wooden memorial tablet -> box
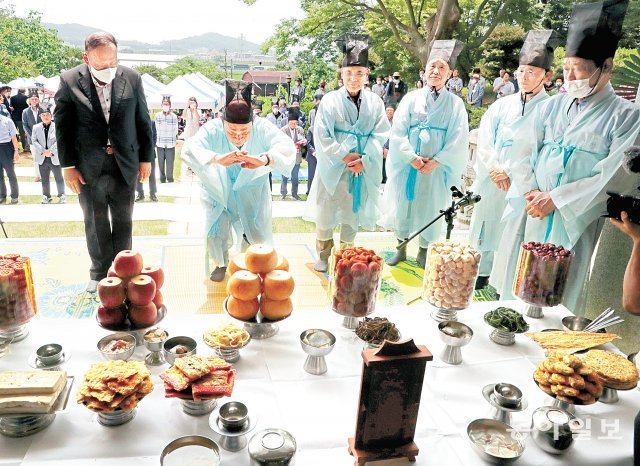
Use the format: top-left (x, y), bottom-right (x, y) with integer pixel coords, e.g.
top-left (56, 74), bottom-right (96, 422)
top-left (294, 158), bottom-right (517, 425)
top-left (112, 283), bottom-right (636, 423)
top-left (348, 339), bottom-right (433, 465)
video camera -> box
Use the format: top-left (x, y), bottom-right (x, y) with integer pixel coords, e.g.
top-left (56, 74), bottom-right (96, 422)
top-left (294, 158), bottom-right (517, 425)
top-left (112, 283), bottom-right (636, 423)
top-left (606, 145), bottom-right (640, 224)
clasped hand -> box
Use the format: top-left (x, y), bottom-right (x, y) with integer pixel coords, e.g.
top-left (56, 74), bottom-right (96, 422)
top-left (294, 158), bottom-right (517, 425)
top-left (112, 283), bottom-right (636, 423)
top-left (343, 152), bottom-right (364, 175)
top-left (525, 190), bottom-right (555, 219)
top-left (411, 156), bottom-right (439, 175)
top-left (216, 150), bottom-right (266, 170)
top-left (490, 167), bottom-right (511, 191)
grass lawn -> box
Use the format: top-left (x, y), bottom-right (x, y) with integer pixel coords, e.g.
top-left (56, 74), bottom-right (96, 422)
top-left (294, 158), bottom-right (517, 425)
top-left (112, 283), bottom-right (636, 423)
top-left (272, 217), bottom-right (316, 233)
top-left (15, 195), bottom-right (177, 204)
top-left (1, 220), bottom-right (170, 238)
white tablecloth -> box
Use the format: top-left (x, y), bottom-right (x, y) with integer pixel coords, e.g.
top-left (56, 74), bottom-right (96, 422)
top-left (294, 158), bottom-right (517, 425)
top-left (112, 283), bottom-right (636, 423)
top-left (1, 301), bottom-right (638, 466)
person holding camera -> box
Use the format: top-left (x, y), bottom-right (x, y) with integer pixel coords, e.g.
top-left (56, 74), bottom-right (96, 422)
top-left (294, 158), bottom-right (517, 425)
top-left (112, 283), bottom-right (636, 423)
top-left (505, 1), bottom-right (640, 314)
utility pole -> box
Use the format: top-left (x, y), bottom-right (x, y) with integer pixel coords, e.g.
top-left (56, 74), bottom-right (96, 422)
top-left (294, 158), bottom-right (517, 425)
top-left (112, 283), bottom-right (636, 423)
top-left (224, 49), bottom-right (228, 78)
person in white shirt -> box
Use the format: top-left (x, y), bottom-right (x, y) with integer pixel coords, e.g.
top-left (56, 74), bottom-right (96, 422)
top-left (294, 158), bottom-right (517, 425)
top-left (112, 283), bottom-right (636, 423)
top-left (22, 90), bottom-right (44, 181)
top-left (155, 96), bottom-right (179, 183)
top-left (494, 72), bottom-right (516, 99)
top-left (181, 96), bottom-right (201, 140)
top-left (493, 69), bottom-right (505, 97)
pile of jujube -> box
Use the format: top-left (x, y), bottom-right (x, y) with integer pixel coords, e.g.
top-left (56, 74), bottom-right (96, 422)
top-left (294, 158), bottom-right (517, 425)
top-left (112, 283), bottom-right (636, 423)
top-left (331, 247), bottom-right (382, 318)
top-left (513, 242), bottom-right (572, 307)
top-left (96, 250), bottom-right (165, 329)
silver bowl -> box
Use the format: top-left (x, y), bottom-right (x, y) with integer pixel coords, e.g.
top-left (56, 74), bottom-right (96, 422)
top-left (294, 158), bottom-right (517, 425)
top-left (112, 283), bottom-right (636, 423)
top-left (143, 327), bottom-right (168, 366)
top-left (438, 321), bottom-right (473, 365)
top-left (163, 336), bottom-right (197, 365)
top-left (562, 316), bottom-right (605, 333)
top-left (493, 383), bottom-right (522, 408)
top-left (467, 418), bottom-right (525, 464)
top-left (249, 428), bottom-right (296, 466)
top-left (218, 401), bottom-right (249, 432)
top-left (300, 329), bottom-right (336, 375)
top-left (160, 435), bottom-right (221, 466)
top-left (35, 344), bottom-right (64, 366)
top-left (531, 406), bottom-right (580, 455)
top-left (97, 333), bottom-right (136, 361)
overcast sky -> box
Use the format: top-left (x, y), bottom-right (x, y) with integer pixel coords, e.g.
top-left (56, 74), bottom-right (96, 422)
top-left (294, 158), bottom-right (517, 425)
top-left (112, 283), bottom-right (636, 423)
top-left (13, 0), bottom-right (304, 45)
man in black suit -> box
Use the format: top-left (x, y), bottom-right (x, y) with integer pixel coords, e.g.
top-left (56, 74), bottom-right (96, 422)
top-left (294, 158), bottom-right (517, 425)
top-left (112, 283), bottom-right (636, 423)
top-left (10, 88), bottom-right (28, 152)
top-left (54, 31), bottom-right (153, 292)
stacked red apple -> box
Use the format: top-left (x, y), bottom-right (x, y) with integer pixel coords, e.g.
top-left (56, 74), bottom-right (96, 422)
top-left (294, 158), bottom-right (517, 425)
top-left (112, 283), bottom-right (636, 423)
top-left (96, 250), bottom-right (165, 329)
top-left (226, 244), bottom-right (294, 322)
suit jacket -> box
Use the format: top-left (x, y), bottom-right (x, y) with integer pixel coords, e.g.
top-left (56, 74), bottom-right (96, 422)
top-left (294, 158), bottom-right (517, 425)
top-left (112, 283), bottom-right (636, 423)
top-left (22, 106), bottom-right (44, 139)
top-left (54, 64), bottom-right (154, 185)
top-left (10, 93), bottom-right (28, 123)
top-left (31, 122), bottom-right (59, 165)
top-left (281, 125), bottom-right (305, 163)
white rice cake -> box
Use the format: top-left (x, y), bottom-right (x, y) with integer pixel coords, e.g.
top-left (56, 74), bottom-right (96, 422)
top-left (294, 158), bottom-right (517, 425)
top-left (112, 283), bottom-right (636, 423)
top-left (0, 370), bottom-right (66, 395)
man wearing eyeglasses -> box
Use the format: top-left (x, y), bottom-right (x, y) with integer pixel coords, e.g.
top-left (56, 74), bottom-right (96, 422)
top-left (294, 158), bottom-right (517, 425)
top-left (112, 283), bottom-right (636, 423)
top-left (54, 31), bottom-right (154, 293)
top-left (381, 40), bottom-right (469, 269)
top-left (469, 30), bottom-right (560, 295)
top-left (306, 33), bottom-right (390, 272)
top-left (182, 80), bottom-right (296, 282)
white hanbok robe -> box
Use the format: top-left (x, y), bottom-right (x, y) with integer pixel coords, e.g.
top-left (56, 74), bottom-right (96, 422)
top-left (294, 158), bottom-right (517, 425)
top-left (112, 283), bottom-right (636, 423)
top-left (503, 84), bottom-right (640, 312)
top-left (469, 91), bottom-right (550, 276)
top-left (305, 87), bottom-right (389, 240)
top-left (181, 117), bottom-right (296, 270)
top-left (380, 88), bottom-right (469, 247)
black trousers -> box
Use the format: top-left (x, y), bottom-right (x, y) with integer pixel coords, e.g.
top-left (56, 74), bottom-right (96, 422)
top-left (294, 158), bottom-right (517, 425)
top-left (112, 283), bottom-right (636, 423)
top-left (13, 121), bottom-right (27, 150)
top-left (306, 153), bottom-right (317, 194)
top-left (0, 143), bottom-right (18, 199)
top-left (78, 154), bottom-right (135, 281)
top-left (39, 158), bottom-right (65, 198)
top-left (136, 155), bottom-right (157, 196)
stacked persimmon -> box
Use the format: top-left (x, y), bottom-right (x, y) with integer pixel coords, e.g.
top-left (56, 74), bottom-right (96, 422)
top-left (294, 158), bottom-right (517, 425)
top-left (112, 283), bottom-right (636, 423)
top-left (226, 245), bottom-right (294, 321)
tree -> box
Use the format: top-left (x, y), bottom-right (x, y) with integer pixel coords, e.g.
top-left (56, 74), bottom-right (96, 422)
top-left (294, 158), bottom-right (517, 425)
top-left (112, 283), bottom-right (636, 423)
top-left (249, 0), bottom-right (540, 79)
top-left (162, 57), bottom-right (225, 83)
top-left (133, 64), bottom-right (166, 83)
top-left (478, 24), bottom-right (526, 78)
top-left (0, 4), bottom-right (81, 78)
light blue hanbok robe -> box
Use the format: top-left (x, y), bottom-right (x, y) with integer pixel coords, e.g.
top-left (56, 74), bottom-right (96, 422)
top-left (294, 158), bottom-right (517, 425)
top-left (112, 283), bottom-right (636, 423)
top-left (380, 88), bottom-right (469, 246)
top-left (504, 84), bottom-right (640, 313)
top-left (182, 117), bottom-right (296, 269)
top-left (305, 87), bottom-right (389, 239)
top-left (469, 91), bottom-right (550, 277)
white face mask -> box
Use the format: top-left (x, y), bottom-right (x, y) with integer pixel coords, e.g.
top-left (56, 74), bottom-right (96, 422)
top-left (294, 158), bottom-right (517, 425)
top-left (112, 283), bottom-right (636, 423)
top-left (162, 105), bottom-right (171, 112)
top-left (564, 68), bottom-right (600, 99)
top-left (189, 103), bottom-right (196, 109)
top-left (90, 65), bottom-right (117, 85)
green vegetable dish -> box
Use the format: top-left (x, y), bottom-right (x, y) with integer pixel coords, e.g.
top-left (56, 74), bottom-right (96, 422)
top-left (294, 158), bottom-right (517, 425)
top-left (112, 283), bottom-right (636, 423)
top-left (484, 307), bottom-right (529, 333)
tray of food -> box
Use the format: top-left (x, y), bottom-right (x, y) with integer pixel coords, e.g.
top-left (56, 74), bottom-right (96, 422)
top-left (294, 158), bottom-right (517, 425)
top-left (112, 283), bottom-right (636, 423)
top-left (0, 370), bottom-right (74, 416)
top-left (160, 355), bottom-right (235, 402)
top-left (533, 351), bottom-right (603, 405)
top-left (354, 317), bottom-right (401, 348)
top-left (583, 350), bottom-right (639, 391)
top-left (76, 360), bottom-right (154, 413)
top-left (484, 307), bottom-right (529, 333)
top-left (525, 330), bottom-right (619, 354)
top-left (203, 322), bottom-right (251, 350)
top-left (330, 247), bottom-right (383, 318)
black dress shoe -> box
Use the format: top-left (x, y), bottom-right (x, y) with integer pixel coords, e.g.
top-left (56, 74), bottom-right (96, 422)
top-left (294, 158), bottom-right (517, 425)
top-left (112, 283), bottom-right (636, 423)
top-left (292, 194), bottom-right (302, 200)
top-left (10, 198), bottom-right (18, 205)
top-left (210, 266), bottom-right (227, 282)
top-left (135, 194), bottom-right (145, 202)
top-left (150, 194), bottom-right (159, 202)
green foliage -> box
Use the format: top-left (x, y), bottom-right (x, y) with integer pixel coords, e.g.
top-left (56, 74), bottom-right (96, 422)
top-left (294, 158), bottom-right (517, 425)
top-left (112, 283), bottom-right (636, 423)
top-left (0, 6), bottom-right (80, 78)
top-left (0, 50), bottom-right (37, 81)
top-left (161, 57), bottom-right (225, 84)
top-left (466, 103), bottom-right (487, 130)
top-left (133, 64), bottom-right (166, 83)
top-left (478, 24), bottom-right (526, 78)
top-left (611, 48), bottom-right (640, 101)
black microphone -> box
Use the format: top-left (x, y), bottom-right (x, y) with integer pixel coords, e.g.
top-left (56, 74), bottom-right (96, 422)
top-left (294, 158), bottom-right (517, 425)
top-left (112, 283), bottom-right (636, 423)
top-left (457, 193), bottom-right (481, 208)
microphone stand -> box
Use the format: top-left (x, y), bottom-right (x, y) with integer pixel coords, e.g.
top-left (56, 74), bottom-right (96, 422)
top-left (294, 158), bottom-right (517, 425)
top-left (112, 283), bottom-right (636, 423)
top-left (0, 218), bottom-right (6, 239)
top-left (397, 186), bottom-right (481, 249)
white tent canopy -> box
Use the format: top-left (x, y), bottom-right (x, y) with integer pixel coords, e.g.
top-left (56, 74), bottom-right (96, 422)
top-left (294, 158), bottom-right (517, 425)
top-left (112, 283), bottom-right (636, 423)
top-left (141, 73), bottom-right (165, 98)
top-left (147, 73), bottom-right (223, 110)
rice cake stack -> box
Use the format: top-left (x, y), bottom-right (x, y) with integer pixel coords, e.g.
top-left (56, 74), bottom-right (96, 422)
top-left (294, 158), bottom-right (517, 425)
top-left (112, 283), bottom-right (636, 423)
top-left (583, 350), bottom-right (639, 390)
top-left (76, 360), bottom-right (154, 413)
top-left (0, 370), bottom-right (67, 414)
top-left (525, 330), bottom-right (618, 354)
